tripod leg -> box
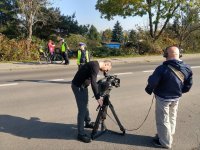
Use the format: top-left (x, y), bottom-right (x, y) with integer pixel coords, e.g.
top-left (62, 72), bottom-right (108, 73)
top-left (91, 106), bottom-right (107, 139)
top-left (108, 102), bottom-right (126, 135)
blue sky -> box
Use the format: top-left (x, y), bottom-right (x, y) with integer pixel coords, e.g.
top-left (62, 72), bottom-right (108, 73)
top-left (52, 0), bottom-right (148, 32)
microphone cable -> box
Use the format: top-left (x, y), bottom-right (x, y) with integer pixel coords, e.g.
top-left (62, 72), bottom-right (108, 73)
top-left (106, 94), bottom-right (155, 131)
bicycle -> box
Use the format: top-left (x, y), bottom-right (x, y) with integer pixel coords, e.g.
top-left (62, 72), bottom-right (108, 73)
top-left (38, 47), bottom-right (50, 64)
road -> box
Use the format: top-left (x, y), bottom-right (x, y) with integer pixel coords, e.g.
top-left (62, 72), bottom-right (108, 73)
top-left (0, 58), bottom-right (200, 150)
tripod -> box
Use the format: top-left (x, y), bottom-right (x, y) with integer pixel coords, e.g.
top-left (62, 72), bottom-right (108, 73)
top-left (91, 94), bottom-right (126, 140)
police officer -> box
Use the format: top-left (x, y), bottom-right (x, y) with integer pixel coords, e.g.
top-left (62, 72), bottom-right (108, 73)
top-left (71, 60), bottom-right (112, 143)
top-left (145, 46), bottom-right (193, 149)
top-left (77, 42), bottom-right (90, 69)
top-left (59, 38), bottom-right (69, 65)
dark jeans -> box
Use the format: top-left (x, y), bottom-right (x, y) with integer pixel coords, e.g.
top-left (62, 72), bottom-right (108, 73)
top-left (71, 83), bottom-right (91, 135)
top-left (62, 52), bottom-right (69, 64)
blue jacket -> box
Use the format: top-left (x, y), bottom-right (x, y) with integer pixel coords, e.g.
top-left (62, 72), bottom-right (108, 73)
top-left (146, 59), bottom-right (193, 99)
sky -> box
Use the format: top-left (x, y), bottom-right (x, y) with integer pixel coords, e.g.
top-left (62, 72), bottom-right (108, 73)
top-left (52, 0), bottom-right (148, 32)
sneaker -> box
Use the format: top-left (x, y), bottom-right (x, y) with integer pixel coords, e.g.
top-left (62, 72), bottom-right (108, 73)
top-left (77, 134), bottom-right (91, 143)
top-left (84, 122), bottom-right (95, 129)
top-left (152, 139), bottom-right (169, 149)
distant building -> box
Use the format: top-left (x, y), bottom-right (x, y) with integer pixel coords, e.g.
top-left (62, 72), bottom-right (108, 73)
top-left (102, 42), bottom-right (121, 49)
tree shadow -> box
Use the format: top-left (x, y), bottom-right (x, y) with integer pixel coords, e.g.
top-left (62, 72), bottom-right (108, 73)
top-left (12, 79), bottom-right (72, 84)
top-left (0, 115), bottom-right (155, 148)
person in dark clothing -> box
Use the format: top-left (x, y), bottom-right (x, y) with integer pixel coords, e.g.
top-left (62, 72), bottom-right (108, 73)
top-left (71, 60), bottom-right (112, 143)
top-left (145, 46), bottom-right (193, 149)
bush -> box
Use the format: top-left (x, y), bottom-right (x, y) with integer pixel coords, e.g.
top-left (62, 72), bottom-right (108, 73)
top-left (0, 34), bottom-right (40, 61)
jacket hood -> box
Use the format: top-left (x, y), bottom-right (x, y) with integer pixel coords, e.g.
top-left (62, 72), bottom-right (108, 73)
top-left (163, 59), bottom-right (192, 75)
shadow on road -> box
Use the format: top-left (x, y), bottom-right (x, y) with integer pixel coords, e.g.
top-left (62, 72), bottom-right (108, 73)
top-left (13, 79), bottom-right (72, 84)
top-left (0, 115), bottom-right (155, 148)
top-left (0, 115), bottom-right (76, 140)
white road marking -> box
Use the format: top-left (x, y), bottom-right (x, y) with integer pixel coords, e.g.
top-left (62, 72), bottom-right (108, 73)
top-left (48, 79), bottom-right (65, 81)
top-left (191, 66), bottom-right (200, 69)
top-left (98, 72), bottom-right (133, 78)
top-left (38, 79), bottom-right (65, 83)
top-left (114, 72), bottom-right (133, 76)
top-left (0, 83), bottom-right (18, 87)
top-left (143, 70), bottom-right (154, 73)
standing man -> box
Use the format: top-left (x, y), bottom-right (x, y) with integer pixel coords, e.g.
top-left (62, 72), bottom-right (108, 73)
top-left (77, 42), bottom-right (90, 69)
top-left (71, 60), bottom-right (112, 143)
top-left (59, 38), bottom-right (69, 65)
top-left (145, 46), bottom-right (193, 149)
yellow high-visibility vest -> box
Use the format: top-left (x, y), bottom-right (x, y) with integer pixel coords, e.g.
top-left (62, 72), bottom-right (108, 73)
top-left (77, 49), bottom-right (89, 65)
top-left (61, 43), bottom-right (67, 52)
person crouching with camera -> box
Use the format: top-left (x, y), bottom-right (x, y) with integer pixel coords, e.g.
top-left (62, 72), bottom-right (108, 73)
top-left (145, 46), bottom-right (193, 149)
top-left (71, 60), bottom-right (112, 143)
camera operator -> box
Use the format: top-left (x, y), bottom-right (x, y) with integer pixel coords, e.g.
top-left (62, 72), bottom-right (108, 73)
top-left (71, 60), bottom-right (112, 143)
top-left (145, 46), bottom-right (193, 149)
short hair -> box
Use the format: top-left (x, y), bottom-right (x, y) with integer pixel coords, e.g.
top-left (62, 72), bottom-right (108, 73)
top-left (103, 60), bottom-right (112, 66)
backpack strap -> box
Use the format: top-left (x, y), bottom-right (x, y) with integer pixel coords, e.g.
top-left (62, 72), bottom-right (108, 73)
top-left (167, 65), bottom-right (185, 83)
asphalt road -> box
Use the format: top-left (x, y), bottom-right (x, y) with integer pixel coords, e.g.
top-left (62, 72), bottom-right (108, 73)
top-left (0, 57), bottom-right (200, 150)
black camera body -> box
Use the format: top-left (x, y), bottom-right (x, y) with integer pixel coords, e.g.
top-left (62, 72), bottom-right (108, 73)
top-left (97, 74), bottom-right (120, 97)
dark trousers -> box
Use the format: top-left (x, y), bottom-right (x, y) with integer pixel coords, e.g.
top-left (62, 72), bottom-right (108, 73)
top-left (71, 84), bottom-right (91, 135)
top-left (62, 52), bottom-right (69, 64)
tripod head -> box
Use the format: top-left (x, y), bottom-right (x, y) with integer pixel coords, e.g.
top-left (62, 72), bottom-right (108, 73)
top-left (97, 73), bottom-right (120, 97)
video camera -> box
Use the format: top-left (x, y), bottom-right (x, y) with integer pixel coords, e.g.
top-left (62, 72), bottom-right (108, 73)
top-left (97, 73), bottom-right (120, 97)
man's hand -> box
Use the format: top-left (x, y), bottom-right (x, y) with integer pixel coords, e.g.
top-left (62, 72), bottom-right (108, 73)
top-left (145, 84), bottom-right (153, 95)
top-left (97, 98), bottom-right (103, 106)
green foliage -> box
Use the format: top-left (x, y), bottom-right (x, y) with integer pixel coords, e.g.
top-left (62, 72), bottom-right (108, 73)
top-left (87, 25), bottom-right (100, 41)
top-left (112, 21), bottom-right (123, 42)
top-left (0, 34), bottom-right (40, 61)
top-left (129, 29), bottom-right (138, 44)
top-left (102, 29), bottom-right (112, 43)
top-left (0, 0), bottom-right (20, 38)
top-left (91, 46), bottom-right (138, 58)
top-left (96, 0), bottom-right (199, 41)
top-left (66, 34), bottom-right (87, 50)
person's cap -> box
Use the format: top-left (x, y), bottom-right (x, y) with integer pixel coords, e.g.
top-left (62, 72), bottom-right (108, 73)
top-left (79, 42), bottom-right (86, 46)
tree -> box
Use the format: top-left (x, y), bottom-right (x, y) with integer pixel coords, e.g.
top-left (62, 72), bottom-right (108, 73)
top-left (96, 0), bottom-right (200, 41)
top-left (56, 13), bottom-right (89, 37)
top-left (102, 29), bottom-right (112, 43)
top-left (66, 34), bottom-right (87, 50)
top-left (33, 7), bottom-right (61, 40)
top-left (0, 0), bottom-right (19, 38)
top-left (129, 29), bottom-right (137, 44)
top-left (111, 21), bottom-right (123, 43)
top-left (17, 0), bottom-right (49, 57)
top-left (171, 6), bottom-right (200, 47)
top-left (87, 25), bottom-right (99, 40)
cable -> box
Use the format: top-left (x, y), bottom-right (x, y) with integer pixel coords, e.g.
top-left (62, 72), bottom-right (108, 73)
top-left (106, 94), bottom-right (155, 131)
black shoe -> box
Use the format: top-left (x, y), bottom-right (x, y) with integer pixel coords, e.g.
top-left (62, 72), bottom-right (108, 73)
top-left (154, 134), bottom-right (159, 140)
top-left (77, 134), bottom-right (91, 143)
top-left (84, 122), bottom-right (95, 129)
top-left (152, 139), bottom-right (169, 149)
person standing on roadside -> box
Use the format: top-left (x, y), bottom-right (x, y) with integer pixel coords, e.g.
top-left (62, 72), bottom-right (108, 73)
top-left (48, 40), bottom-right (55, 63)
top-left (77, 42), bottom-right (90, 69)
top-left (71, 60), bottom-right (112, 143)
top-left (145, 46), bottom-right (193, 149)
top-left (59, 38), bottom-right (69, 65)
